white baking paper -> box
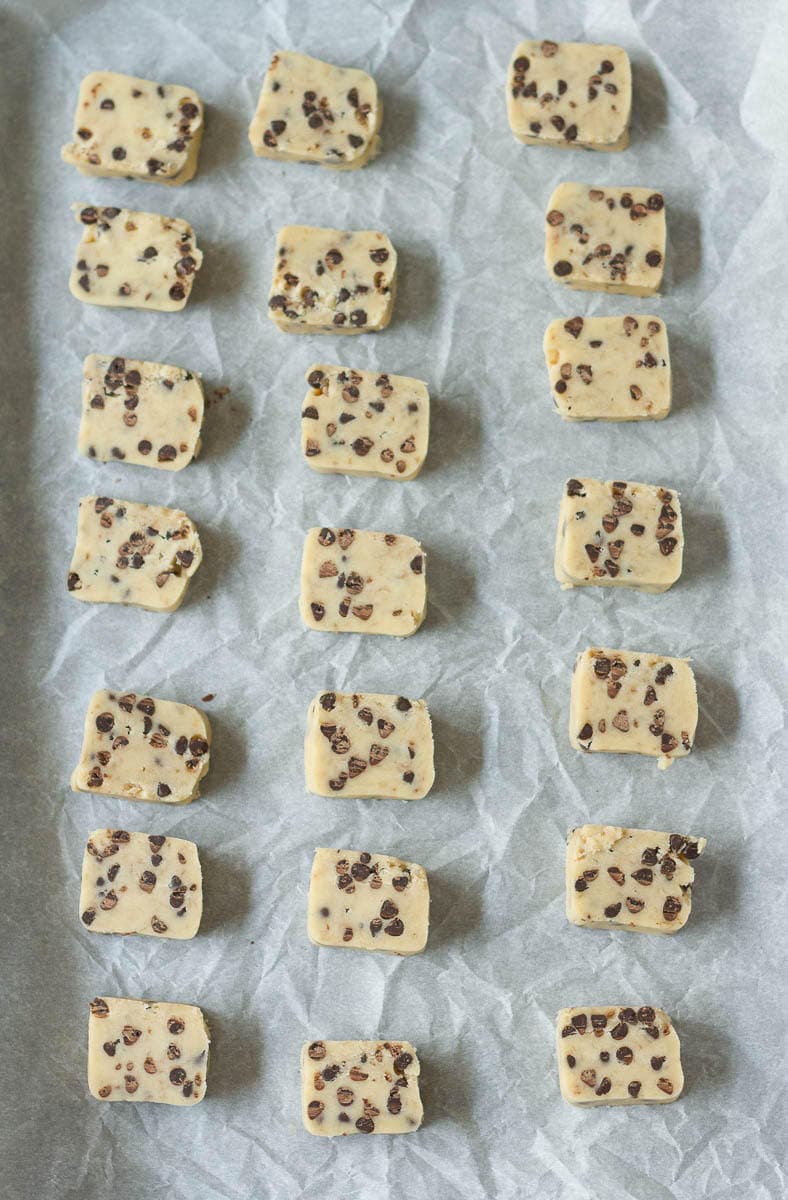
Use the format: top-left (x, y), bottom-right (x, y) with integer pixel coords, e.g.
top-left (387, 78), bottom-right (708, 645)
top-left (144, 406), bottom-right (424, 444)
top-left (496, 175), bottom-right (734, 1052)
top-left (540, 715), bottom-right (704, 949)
top-left (1, 0), bottom-right (786, 1197)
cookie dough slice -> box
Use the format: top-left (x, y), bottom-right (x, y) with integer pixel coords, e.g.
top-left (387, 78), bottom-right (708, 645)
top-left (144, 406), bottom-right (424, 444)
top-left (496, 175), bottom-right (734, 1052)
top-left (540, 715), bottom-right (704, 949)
top-left (79, 353), bottom-right (204, 470)
top-left (557, 1006), bottom-right (683, 1105)
top-left (544, 315), bottom-right (671, 421)
top-left (67, 496), bottom-right (202, 612)
top-left (88, 996), bottom-right (209, 1104)
top-left (301, 1040), bottom-right (422, 1135)
top-left (555, 478), bottom-right (683, 592)
top-left (249, 50), bottom-right (381, 169)
top-left (268, 226), bottom-right (396, 333)
top-left (305, 690), bottom-right (434, 799)
top-left (69, 204), bottom-right (203, 310)
top-left (570, 648), bottom-right (697, 768)
top-left (302, 364), bottom-right (429, 480)
top-left (80, 829), bottom-right (203, 938)
top-left (61, 71), bottom-right (204, 185)
top-left (545, 184), bottom-right (665, 295)
top-left (507, 40), bottom-right (631, 150)
top-left (300, 527), bottom-right (425, 636)
top-left (71, 689), bottom-right (211, 803)
top-left (308, 848), bottom-right (429, 954)
top-left (567, 825), bottom-right (706, 934)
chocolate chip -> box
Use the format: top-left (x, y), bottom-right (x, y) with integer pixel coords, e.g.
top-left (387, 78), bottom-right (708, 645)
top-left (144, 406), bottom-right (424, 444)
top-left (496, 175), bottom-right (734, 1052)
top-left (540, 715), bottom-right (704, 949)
top-left (553, 260), bottom-right (572, 276)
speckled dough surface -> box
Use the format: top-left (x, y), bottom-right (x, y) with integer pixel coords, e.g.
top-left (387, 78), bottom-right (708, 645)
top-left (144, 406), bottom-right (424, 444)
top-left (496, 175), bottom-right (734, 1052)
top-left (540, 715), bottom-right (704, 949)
top-left (545, 184), bottom-right (666, 295)
top-left (308, 848), bottom-right (429, 954)
top-left (507, 40), bottom-right (631, 150)
top-left (71, 689), bottom-right (211, 803)
top-left (299, 527), bottom-right (426, 636)
top-left (249, 51), bottom-right (381, 169)
top-left (301, 1040), bottom-right (422, 1135)
top-left (67, 496), bottom-right (202, 611)
top-left (69, 204), bottom-right (203, 310)
top-left (544, 315), bottom-right (671, 421)
top-left (557, 1007), bottom-right (683, 1106)
top-left (302, 363), bottom-right (429, 479)
top-left (570, 647), bottom-right (698, 768)
top-left (88, 996), bottom-right (209, 1105)
top-left (555, 478), bottom-right (683, 592)
top-left (566, 825), bottom-right (707, 934)
top-left (61, 70), bottom-right (203, 185)
top-left (80, 829), bottom-right (203, 938)
top-left (79, 353), bottom-right (204, 470)
top-left (268, 225), bottom-right (396, 333)
top-left (305, 690), bottom-right (434, 799)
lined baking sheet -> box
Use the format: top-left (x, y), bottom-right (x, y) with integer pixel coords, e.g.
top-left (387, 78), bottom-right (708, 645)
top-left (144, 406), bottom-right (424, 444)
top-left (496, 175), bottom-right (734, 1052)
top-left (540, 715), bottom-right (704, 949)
top-left (1, 0), bottom-right (786, 1197)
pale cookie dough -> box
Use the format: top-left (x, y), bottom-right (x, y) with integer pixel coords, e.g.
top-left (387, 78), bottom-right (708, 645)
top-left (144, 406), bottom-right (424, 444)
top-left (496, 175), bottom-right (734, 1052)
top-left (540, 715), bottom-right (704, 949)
top-left (88, 996), bottom-right (209, 1104)
top-left (302, 364), bottom-right (429, 480)
top-left (570, 648), bottom-right (698, 768)
top-left (308, 848), bottom-right (429, 954)
top-left (69, 204), bottom-right (203, 310)
top-left (67, 496), bottom-right (202, 612)
top-left (557, 1006), bottom-right (683, 1106)
top-left (61, 71), bottom-right (204, 185)
top-left (80, 829), bottom-right (203, 938)
top-left (545, 184), bottom-right (666, 295)
top-left (544, 315), bottom-right (671, 421)
top-left (79, 353), bottom-right (204, 470)
top-left (71, 689), bottom-right (211, 803)
top-left (268, 226), bottom-right (396, 333)
top-left (305, 690), bottom-right (434, 799)
top-left (555, 478), bottom-right (683, 592)
top-left (301, 1040), bottom-right (422, 1135)
top-left (566, 825), bottom-right (707, 934)
top-left (507, 40), bottom-right (631, 151)
top-left (249, 51), bottom-right (381, 169)
top-left (300, 527), bottom-right (426, 636)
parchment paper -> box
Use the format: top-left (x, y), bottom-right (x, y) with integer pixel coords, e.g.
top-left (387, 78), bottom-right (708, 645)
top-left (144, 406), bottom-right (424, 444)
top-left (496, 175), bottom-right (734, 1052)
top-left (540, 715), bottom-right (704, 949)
top-left (1, 1), bottom-right (786, 1197)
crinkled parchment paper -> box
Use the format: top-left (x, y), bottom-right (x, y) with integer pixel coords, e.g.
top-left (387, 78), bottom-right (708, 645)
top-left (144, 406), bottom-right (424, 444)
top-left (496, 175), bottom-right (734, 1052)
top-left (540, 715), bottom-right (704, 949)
top-left (1, 1), bottom-right (786, 1197)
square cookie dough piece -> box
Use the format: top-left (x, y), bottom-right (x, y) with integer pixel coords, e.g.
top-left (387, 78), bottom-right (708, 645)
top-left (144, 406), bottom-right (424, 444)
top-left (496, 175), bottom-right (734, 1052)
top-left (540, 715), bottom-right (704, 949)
top-left (544, 315), bottom-right (671, 421)
top-left (557, 1006), bottom-right (683, 1105)
top-left (570, 648), bottom-right (697, 768)
top-left (302, 364), bottom-right (429, 480)
top-left (555, 478), bottom-right (683, 592)
top-left (88, 996), bottom-right (209, 1104)
top-left (79, 353), bottom-right (204, 470)
top-left (71, 689), bottom-right (211, 803)
top-left (507, 40), bottom-right (631, 151)
top-left (300, 527), bottom-right (426, 636)
top-left (80, 829), bottom-right (203, 938)
top-left (268, 226), bottom-right (396, 333)
top-left (308, 848), bottom-right (429, 954)
top-left (69, 204), bottom-right (203, 311)
top-left (67, 496), bottom-right (202, 612)
top-left (301, 1040), bottom-right (422, 1135)
top-left (305, 690), bottom-right (435, 799)
top-left (545, 184), bottom-right (666, 295)
top-left (249, 51), bottom-right (381, 169)
top-left (566, 825), bottom-right (707, 934)
top-left (61, 71), bottom-right (204, 185)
